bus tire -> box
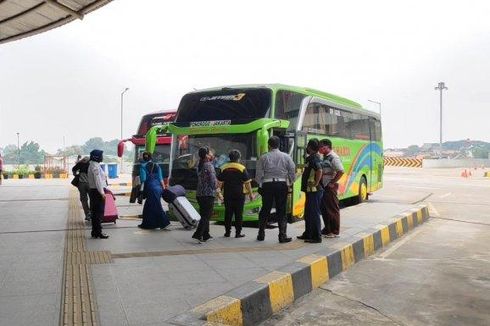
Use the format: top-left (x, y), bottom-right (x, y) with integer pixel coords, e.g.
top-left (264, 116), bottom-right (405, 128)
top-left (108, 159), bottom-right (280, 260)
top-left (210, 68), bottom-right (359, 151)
top-left (354, 176), bottom-right (368, 204)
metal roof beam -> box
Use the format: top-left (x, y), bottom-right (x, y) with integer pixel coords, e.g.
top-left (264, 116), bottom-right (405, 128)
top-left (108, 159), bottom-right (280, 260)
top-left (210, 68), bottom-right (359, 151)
top-left (0, 2), bottom-right (46, 25)
top-left (45, 0), bottom-right (84, 20)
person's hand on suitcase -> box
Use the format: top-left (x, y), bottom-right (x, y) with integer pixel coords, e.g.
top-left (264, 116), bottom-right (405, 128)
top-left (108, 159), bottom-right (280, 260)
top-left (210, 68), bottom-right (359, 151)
top-left (101, 193), bottom-right (106, 201)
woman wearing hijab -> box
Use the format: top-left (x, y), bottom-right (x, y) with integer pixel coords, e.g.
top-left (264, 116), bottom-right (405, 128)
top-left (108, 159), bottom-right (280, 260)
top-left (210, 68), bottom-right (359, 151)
top-left (192, 147), bottom-right (220, 242)
top-left (87, 149), bottom-right (109, 239)
top-left (138, 152), bottom-right (170, 229)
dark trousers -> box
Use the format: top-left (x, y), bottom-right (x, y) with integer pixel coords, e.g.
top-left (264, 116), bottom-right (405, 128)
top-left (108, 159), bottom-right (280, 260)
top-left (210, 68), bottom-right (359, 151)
top-left (195, 196), bottom-right (214, 239)
top-left (304, 190), bottom-right (323, 240)
top-left (258, 181), bottom-right (288, 240)
top-left (224, 196), bottom-right (245, 235)
top-left (89, 189), bottom-right (104, 236)
top-left (78, 182), bottom-right (90, 217)
top-left (321, 187), bottom-right (340, 235)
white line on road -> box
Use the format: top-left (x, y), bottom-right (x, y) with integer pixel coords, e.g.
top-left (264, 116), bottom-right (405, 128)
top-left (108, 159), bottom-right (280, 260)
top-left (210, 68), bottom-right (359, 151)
top-left (378, 227), bottom-right (426, 259)
top-left (427, 202), bottom-right (441, 218)
top-left (439, 192), bottom-right (452, 199)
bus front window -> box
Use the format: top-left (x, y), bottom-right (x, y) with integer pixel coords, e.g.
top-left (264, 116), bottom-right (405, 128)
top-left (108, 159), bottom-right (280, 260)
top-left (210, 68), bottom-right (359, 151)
top-left (170, 133), bottom-right (257, 189)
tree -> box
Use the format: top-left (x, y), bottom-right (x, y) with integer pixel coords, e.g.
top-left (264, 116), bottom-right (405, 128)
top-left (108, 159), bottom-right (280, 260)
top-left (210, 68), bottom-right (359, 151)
top-left (405, 145), bottom-right (420, 156)
top-left (2, 142), bottom-right (45, 164)
top-left (472, 147), bottom-right (489, 159)
top-left (20, 141), bottom-right (45, 164)
top-left (82, 137), bottom-right (105, 154)
top-left (56, 145), bottom-right (83, 157)
top-left (2, 144), bottom-right (19, 164)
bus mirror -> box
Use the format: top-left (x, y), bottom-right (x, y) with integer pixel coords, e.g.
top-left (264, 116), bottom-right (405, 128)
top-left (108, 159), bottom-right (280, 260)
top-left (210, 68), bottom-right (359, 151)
top-left (257, 128), bottom-right (269, 155)
top-left (146, 127), bottom-right (158, 154)
top-left (117, 141), bottom-right (125, 158)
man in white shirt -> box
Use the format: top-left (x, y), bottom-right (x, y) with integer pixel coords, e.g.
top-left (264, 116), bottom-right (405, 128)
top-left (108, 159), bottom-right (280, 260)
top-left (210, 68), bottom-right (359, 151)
top-left (87, 149), bottom-right (109, 239)
top-left (255, 136), bottom-right (296, 243)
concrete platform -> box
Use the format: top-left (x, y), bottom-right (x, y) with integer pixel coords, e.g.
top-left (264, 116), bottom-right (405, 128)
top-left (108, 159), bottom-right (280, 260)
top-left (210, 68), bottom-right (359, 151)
top-left (0, 174), bottom-right (430, 326)
top-left (86, 195), bottom-right (424, 325)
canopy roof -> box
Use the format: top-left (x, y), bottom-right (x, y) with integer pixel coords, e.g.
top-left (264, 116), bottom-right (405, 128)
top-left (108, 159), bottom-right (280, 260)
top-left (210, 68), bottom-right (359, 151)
top-left (0, 0), bottom-right (112, 44)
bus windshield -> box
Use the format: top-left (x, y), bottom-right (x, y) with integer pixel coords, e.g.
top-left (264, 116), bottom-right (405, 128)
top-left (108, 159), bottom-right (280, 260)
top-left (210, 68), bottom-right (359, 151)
top-left (134, 144), bottom-right (171, 178)
top-left (175, 88), bottom-right (272, 125)
top-left (170, 133), bottom-right (257, 189)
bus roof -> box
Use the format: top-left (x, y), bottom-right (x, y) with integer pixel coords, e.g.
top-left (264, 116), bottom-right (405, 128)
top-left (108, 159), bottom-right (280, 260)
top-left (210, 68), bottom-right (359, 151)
top-left (188, 84), bottom-right (378, 118)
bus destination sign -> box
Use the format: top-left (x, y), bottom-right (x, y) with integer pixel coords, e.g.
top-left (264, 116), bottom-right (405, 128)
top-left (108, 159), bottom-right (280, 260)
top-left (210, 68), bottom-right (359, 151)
top-left (190, 120), bottom-right (232, 127)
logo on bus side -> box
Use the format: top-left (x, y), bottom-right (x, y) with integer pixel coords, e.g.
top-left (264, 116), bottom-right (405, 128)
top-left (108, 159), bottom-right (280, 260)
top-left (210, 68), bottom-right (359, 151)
top-left (199, 93), bottom-right (246, 102)
top-left (334, 146), bottom-right (351, 157)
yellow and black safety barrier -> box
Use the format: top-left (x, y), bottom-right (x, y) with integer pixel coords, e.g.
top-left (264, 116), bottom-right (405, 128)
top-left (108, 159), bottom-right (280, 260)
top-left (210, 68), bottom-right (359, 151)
top-left (384, 157), bottom-right (422, 168)
top-left (171, 205), bottom-right (430, 326)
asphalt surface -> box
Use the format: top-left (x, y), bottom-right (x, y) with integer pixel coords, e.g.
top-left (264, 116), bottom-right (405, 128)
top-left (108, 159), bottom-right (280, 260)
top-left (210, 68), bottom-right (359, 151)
top-left (262, 167), bottom-right (490, 326)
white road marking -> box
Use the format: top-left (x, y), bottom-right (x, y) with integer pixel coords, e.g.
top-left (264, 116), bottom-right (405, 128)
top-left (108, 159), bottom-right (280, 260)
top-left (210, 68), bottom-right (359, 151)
top-left (427, 202), bottom-right (441, 218)
top-left (378, 227), bottom-right (425, 259)
top-left (439, 192), bottom-right (452, 199)
top-left (394, 185), bottom-right (441, 190)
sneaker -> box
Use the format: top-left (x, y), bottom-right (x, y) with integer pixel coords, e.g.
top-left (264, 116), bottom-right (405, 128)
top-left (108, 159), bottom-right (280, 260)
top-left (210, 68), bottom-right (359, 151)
top-left (257, 234), bottom-right (265, 241)
top-left (235, 233), bottom-right (245, 238)
top-left (279, 237), bottom-right (292, 243)
top-left (203, 235), bottom-right (213, 242)
top-left (297, 234), bottom-right (308, 240)
top-left (224, 232), bottom-right (231, 238)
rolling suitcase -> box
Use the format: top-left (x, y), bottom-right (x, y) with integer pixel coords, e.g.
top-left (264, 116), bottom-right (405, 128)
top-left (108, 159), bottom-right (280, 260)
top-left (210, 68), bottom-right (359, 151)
top-left (169, 196), bottom-right (200, 229)
top-left (103, 189), bottom-right (118, 224)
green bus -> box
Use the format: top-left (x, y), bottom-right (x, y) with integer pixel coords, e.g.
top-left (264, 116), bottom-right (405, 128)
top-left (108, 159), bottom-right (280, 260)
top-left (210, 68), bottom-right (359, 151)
top-left (146, 84), bottom-right (383, 222)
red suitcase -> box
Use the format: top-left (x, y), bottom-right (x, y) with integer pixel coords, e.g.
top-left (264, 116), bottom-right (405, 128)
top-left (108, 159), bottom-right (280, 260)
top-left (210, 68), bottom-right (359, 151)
top-left (103, 189), bottom-right (119, 223)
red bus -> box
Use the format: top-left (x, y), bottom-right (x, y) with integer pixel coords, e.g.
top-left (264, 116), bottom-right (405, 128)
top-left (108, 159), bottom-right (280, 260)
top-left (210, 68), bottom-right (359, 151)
top-left (118, 110), bottom-right (176, 200)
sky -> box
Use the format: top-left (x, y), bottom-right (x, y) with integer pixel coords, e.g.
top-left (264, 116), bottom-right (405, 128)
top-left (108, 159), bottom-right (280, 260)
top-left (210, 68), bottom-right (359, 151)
top-left (1, 0), bottom-right (490, 152)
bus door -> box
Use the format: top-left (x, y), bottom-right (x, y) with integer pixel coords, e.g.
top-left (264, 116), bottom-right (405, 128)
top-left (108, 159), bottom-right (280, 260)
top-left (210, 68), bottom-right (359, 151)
top-left (272, 130), bottom-right (307, 217)
top-left (369, 117), bottom-right (381, 191)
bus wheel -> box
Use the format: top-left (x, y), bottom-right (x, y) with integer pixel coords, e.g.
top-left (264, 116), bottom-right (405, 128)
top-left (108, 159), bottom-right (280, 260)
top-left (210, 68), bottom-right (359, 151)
top-left (355, 177), bottom-right (368, 204)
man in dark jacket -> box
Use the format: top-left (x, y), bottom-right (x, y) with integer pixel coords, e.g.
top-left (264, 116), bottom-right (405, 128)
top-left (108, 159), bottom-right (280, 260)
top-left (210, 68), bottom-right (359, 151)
top-left (72, 156), bottom-right (91, 220)
top-left (218, 150), bottom-right (254, 238)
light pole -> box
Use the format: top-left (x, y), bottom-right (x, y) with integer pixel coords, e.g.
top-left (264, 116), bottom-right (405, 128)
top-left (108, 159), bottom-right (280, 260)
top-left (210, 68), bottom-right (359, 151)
top-left (368, 99), bottom-right (382, 116)
top-left (16, 132), bottom-right (20, 167)
top-left (120, 87), bottom-right (129, 173)
top-left (434, 82), bottom-right (448, 158)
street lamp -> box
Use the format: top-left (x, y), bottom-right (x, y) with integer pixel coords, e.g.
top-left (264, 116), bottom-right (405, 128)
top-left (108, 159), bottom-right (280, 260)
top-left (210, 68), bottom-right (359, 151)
top-left (120, 87), bottom-right (129, 173)
top-left (368, 99), bottom-right (382, 116)
top-left (434, 82), bottom-right (448, 158)
top-left (16, 132), bottom-right (20, 167)
top-left (120, 87), bottom-right (130, 141)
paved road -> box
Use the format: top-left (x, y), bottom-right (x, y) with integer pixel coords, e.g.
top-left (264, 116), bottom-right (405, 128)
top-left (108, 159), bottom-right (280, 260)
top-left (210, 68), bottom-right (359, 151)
top-left (0, 179), bottom-right (68, 325)
top-left (262, 167), bottom-right (490, 326)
